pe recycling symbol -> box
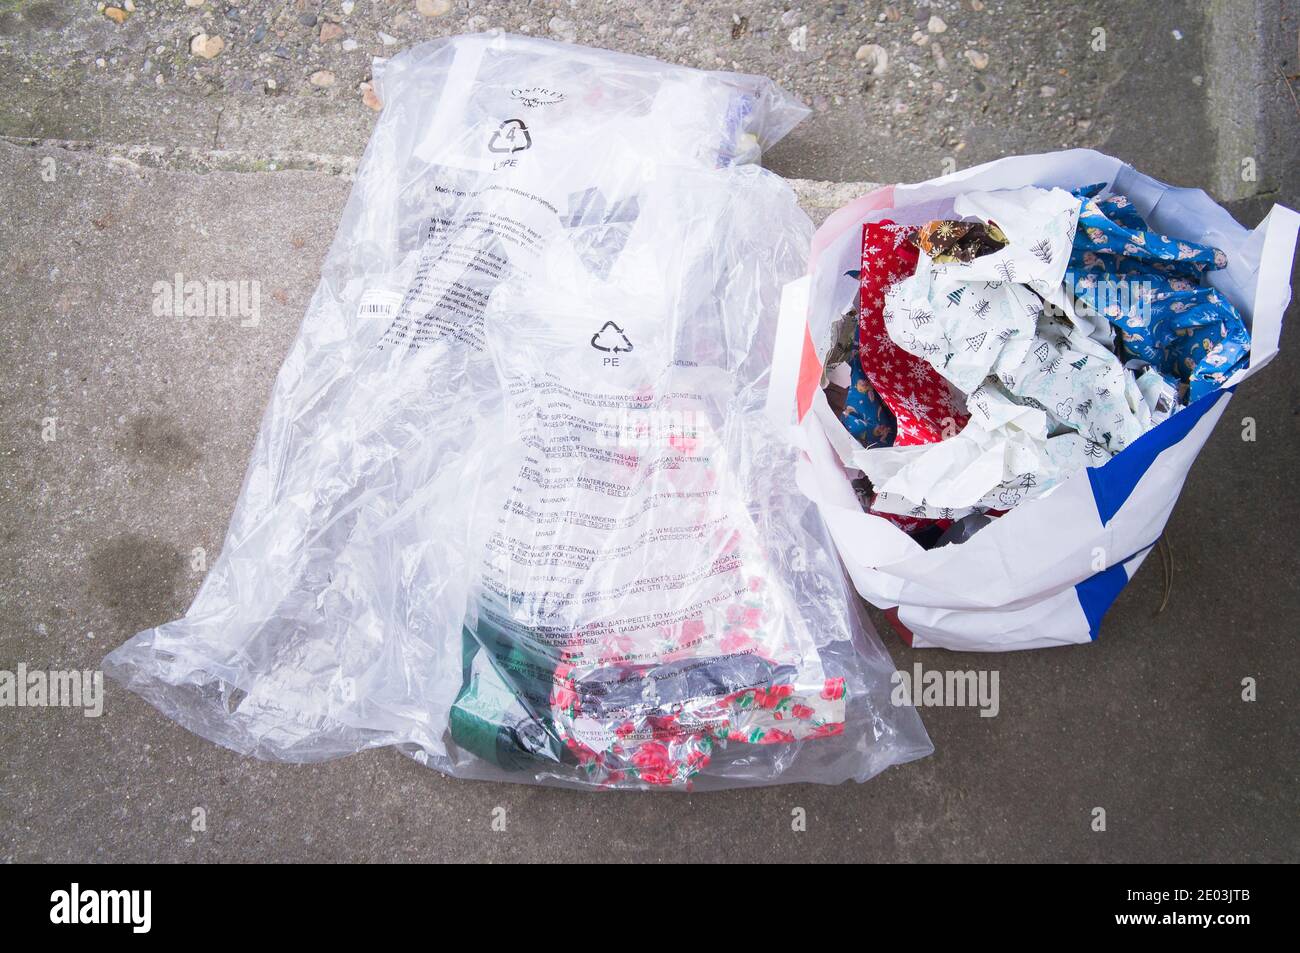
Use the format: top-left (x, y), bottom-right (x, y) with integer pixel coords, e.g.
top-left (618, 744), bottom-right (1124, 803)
top-left (590, 321), bottom-right (633, 353)
top-left (488, 119), bottom-right (532, 154)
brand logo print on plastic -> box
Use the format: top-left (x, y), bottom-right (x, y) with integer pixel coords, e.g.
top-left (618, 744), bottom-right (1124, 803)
top-left (511, 86), bottom-right (565, 107)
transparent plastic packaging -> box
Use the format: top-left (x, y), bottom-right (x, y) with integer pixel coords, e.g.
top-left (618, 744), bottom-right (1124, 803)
top-left (104, 34), bottom-right (931, 789)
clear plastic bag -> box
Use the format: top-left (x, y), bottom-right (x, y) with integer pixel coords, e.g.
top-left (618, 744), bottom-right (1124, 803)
top-left (104, 33), bottom-right (931, 789)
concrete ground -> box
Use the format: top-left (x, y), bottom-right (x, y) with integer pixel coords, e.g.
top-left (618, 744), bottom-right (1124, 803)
top-left (1, 1), bottom-right (1297, 862)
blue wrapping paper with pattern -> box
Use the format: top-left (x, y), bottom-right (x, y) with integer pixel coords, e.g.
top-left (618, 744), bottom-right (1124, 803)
top-left (841, 358), bottom-right (897, 448)
top-left (1068, 184), bottom-right (1250, 402)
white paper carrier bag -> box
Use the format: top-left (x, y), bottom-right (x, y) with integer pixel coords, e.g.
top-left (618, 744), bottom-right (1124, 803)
top-left (770, 150), bottom-right (1299, 651)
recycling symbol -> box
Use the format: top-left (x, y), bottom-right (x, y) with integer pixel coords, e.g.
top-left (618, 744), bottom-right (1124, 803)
top-left (590, 321), bottom-right (633, 353)
top-left (488, 118), bottom-right (532, 154)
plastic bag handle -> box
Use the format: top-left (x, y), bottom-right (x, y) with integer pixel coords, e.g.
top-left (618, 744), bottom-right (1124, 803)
top-left (765, 276), bottom-right (818, 443)
top-left (1230, 202), bottom-right (1300, 385)
top-left (766, 276), bottom-right (808, 426)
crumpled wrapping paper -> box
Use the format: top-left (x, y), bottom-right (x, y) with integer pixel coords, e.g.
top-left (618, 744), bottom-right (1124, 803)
top-left (858, 220), bottom-right (968, 446)
top-left (866, 389), bottom-right (1099, 517)
top-left (840, 358), bottom-right (898, 447)
top-left (1068, 185), bottom-right (1251, 402)
top-left (862, 186), bottom-right (1159, 515)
